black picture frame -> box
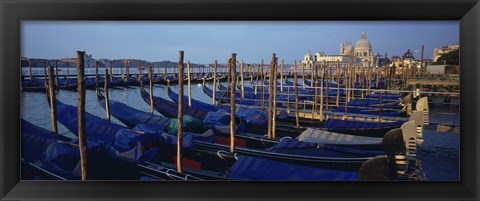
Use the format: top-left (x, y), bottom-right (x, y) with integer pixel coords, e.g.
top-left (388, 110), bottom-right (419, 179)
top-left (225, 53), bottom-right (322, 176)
top-left (1, 0), bottom-right (478, 200)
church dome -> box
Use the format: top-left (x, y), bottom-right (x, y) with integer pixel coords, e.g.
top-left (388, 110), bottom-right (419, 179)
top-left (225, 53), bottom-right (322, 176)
top-left (355, 32), bottom-right (371, 49)
top-left (345, 40), bottom-right (354, 53)
top-left (403, 49), bottom-right (414, 59)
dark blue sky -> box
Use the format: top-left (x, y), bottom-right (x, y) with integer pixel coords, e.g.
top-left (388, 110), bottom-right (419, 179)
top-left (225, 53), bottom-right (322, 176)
top-left (21, 21), bottom-right (459, 64)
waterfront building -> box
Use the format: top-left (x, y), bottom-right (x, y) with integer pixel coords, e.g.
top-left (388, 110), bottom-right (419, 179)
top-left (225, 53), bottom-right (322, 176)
top-left (391, 49), bottom-right (419, 69)
top-left (301, 32), bottom-right (378, 69)
top-left (389, 49), bottom-right (422, 76)
top-left (301, 49), bottom-right (361, 69)
top-left (59, 52), bottom-right (96, 68)
top-left (433, 43), bottom-right (459, 62)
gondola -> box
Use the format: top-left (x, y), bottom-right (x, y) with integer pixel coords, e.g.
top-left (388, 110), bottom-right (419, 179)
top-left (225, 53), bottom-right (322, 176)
top-left (52, 99), bottom-right (379, 178)
top-left (104, 76), bottom-right (125, 87)
top-left (21, 119), bottom-right (184, 180)
top-left (331, 107), bottom-right (402, 117)
top-left (103, 87), bottom-right (295, 143)
top-left (218, 83), bottom-right (268, 101)
top-left (284, 77), bottom-right (303, 87)
top-left (203, 82), bottom-right (282, 107)
top-left (332, 98), bottom-right (404, 116)
top-left (206, 80), bottom-right (405, 132)
top-left (49, 99), bottom-right (234, 179)
top-left (22, 78), bottom-right (47, 92)
top-left (145, 85), bottom-right (302, 136)
top-left (296, 128), bottom-right (383, 151)
top-left (320, 118), bottom-right (406, 138)
top-left (99, 89), bottom-right (385, 171)
top-left (56, 77), bottom-right (78, 90)
top-left (365, 92), bottom-right (402, 99)
top-left (141, 84), bottom-right (209, 120)
top-left (168, 84), bottom-right (230, 113)
top-left (303, 78), bottom-right (343, 88)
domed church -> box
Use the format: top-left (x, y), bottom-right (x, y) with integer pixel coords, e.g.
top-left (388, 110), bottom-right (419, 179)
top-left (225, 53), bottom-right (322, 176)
top-left (301, 32), bottom-right (378, 69)
top-left (340, 32), bottom-right (375, 67)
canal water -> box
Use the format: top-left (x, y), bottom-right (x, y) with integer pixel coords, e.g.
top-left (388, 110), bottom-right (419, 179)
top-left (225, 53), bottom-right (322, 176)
top-left (20, 81), bottom-right (460, 180)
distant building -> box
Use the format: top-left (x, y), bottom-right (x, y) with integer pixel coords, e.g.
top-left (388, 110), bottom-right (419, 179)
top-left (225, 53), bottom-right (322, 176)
top-left (84, 53), bottom-right (95, 68)
top-left (390, 49), bottom-right (419, 69)
top-left (301, 49), bottom-right (361, 69)
top-left (59, 52), bottom-right (97, 68)
top-left (433, 43), bottom-right (459, 62)
top-left (427, 65), bottom-right (447, 74)
top-left (301, 32), bottom-right (379, 69)
top-left (388, 49), bottom-right (424, 76)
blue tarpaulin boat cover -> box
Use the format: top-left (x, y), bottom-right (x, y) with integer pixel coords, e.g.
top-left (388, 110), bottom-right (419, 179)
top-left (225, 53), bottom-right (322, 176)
top-left (99, 98), bottom-right (171, 130)
top-left (349, 99), bottom-right (397, 105)
top-left (43, 142), bottom-right (116, 177)
top-left (164, 115), bottom-right (206, 136)
top-left (169, 88), bottom-right (230, 112)
top-left (366, 93), bottom-right (401, 99)
top-left (332, 107), bottom-right (400, 116)
top-left (321, 118), bottom-right (404, 130)
top-left (228, 156), bottom-right (359, 180)
top-left (202, 109), bottom-right (231, 126)
top-left (236, 107), bottom-right (268, 126)
top-left (21, 119), bottom-right (65, 163)
top-left (130, 123), bottom-right (216, 147)
top-left (55, 100), bottom-right (125, 145)
top-left (266, 138), bottom-right (382, 158)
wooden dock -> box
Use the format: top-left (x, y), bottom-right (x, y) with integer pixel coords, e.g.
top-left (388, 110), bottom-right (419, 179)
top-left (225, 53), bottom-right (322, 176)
top-left (406, 79), bottom-right (459, 86)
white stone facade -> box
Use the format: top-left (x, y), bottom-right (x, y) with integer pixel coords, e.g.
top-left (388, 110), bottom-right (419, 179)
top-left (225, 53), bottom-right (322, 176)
top-left (302, 32), bottom-right (378, 69)
top-left (433, 43), bottom-right (459, 62)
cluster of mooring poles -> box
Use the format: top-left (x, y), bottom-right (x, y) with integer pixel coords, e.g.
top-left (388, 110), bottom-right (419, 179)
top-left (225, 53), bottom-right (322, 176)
top-left (41, 49), bottom-right (437, 180)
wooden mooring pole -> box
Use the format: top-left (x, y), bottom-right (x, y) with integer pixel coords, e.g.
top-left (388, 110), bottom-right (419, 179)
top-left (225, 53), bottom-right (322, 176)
top-left (319, 62), bottom-right (324, 122)
top-left (126, 60), bottom-right (130, 81)
top-left (163, 65), bottom-right (167, 82)
top-left (229, 53), bottom-right (237, 153)
top-left (267, 54), bottom-right (276, 139)
top-left (104, 69), bottom-right (111, 121)
top-left (249, 64), bottom-right (253, 83)
top-left (272, 57), bottom-right (278, 139)
top-left (302, 63), bottom-right (306, 89)
top-left (294, 61), bottom-right (299, 128)
top-left (66, 63), bottom-right (70, 81)
top-left (28, 60), bottom-right (32, 83)
top-left (47, 65), bottom-right (58, 134)
top-left (187, 61), bottom-right (192, 107)
top-left (254, 64), bottom-right (259, 95)
top-left (240, 60), bottom-right (244, 100)
top-left (95, 61), bottom-right (99, 85)
top-left (120, 63), bottom-right (124, 82)
top-left (212, 60), bottom-right (217, 105)
top-left (343, 60), bottom-right (349, 120)
top-left (177, 51), bottom-right (184, 173)
top-left (43, 61), bottom-right (47, 87)
top-left (313, 58), bottom-right (318, 120)
top-left (261, 59), bottom-right (265, 109)
top-left (325, 62), bottom-right (329, 111)
top-left (336, 60), bottom-right (340, 106)
top-left (55, 62), bottom-right (59, 91)
top-left (280, 59), bottom-right (284, 92)
top-left (378, 89), bottom-right (383, 122)
top-left (76, 51), bottom-right (88, 180)
top-left (149, 64), bottom-right (154, 113)
top-left (109, 61), bottom-right (113, 82)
